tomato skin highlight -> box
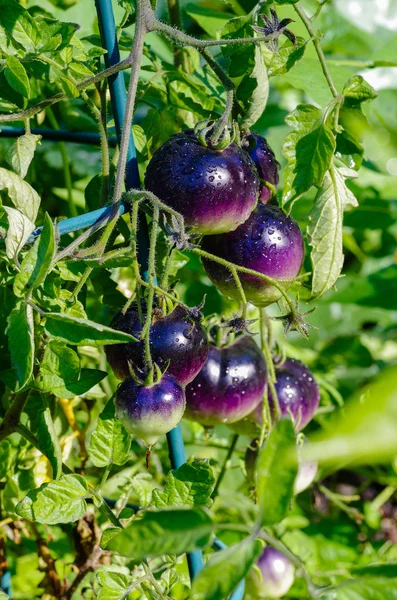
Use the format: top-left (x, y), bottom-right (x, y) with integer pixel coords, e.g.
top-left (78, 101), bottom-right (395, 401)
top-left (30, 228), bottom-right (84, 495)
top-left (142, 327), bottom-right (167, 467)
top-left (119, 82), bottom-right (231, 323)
top-left (115, 373), bottom-right (186, 446)
top-left (247, 547), bottom-right (295, 599)
top-left (105, 305), bottom-right (209, 385)
top-left (230, 358), bottom-right (320, 435)
top-left (201, 205), bottom-right (304, 307)
top-left (184, 336), bottom-right (267, 426)
top-left (144, 129), bottom-right (260, 235)
top-left (243, 133), bottom-right (280, 204)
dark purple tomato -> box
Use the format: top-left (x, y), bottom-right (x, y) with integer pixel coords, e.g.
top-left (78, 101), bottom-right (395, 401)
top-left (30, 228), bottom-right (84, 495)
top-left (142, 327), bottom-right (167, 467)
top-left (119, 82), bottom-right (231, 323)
top-left (243, 133), bottom-right (279, 204)
top-left (144, 130), bottom-right (260, 235)
top-left (105, 305), bottom-right (208, 385)
top-left (201, 205), bottom-right (304, 306)
top-left (115, 373), bottom-right (185, 446)
top-left (184, 336), bottom-right (266, 426)
top-left (247, 547), bottom-right (295, 599)
top-left (230, 358), bottom-right (320, 435)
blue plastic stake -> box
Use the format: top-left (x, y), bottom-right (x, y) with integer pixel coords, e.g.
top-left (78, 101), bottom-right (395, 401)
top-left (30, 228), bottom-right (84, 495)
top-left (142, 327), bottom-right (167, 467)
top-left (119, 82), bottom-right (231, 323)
top-left (94, 0), bottom-right (204, 582)
top-left (95, 0), bottom-right (150, 281)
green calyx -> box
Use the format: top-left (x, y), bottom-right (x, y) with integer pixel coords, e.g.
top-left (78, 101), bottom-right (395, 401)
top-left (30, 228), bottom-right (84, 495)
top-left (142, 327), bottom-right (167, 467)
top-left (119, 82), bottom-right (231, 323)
top-left (194, 119), bottom-right (233, 151)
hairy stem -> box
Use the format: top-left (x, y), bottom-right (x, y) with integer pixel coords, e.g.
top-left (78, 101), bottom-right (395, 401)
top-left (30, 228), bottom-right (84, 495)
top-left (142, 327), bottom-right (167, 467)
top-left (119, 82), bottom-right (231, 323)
top-left (212, 434), bottom-right (239, 499)
top-left (294, 3), bottom-right (338, 98)
top-left (142, 205), bottom-right (160, 374)
top-left (98, 81), bottom-right (111, 207)
top-left (112, 1), bottom-right (147, 205)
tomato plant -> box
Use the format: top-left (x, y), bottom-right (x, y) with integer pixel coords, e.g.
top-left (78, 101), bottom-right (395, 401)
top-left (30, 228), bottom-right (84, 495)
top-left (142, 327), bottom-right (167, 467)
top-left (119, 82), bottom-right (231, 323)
top-left (0, 0), bottom-right (397, 599)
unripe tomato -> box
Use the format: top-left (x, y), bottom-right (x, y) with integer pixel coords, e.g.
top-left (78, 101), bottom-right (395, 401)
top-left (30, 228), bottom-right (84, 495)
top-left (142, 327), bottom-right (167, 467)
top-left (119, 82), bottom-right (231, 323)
top-left (115, 373), bottom-right (185, 446)
top-left (247, 547), bottom-right (295, 599)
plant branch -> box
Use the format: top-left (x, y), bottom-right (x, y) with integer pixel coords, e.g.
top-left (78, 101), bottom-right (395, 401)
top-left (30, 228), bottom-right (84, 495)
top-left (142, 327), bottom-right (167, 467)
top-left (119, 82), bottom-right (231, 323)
top-left (294, 3), bottom-right (338, 98)
top-left (212, 434), bottom-right (239, 499)
top-left (0, 390), bottom-right (30, 442)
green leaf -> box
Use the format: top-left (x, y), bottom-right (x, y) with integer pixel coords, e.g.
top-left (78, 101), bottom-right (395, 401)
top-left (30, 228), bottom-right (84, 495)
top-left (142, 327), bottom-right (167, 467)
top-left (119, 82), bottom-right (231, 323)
top-left (303, 365), bottom-right (397, 467)
top-left (13, 213), bottom-right (55, 297)
top-left (38, 342), bottom-right (106, 398)
top-left (105, 508), bottom-right (214, 559)
top-left (3, 206), bottom-right (35, 260)
top-left (0, 440), bottom-right (12, 479)
top-left (60, 77), bottom-right (79, 98)
top-left (185, 4), bottom-right (234, 38)
top-left (0, 0), bottom-right (41, 53)
top-left (343, 75), bottom-right (377, 104)
top-left (152, 461), bottom-right (215, 508)
top-left (6, 133), bottom-right (41, 179)
top-left (332, 577), bottom-right (397, 599)
top-left (239, 45), bottom-right (269, 129)
top-left (282, 104), bottom-right (336, 204)
top-left (0, 167), bottom-right (40, 221)
top-left (308, 166), bottom-right (358, 298)
top-left (43, 313), bottom-right (138, 346)
top-left (0, 592), bottom-right (11, 600)
top-left (4, 56), bottom-right (30, 98)
top-left (96, 571), bottom-right (134, 600)
top-left (6, 300), bottom-right (34, 390)
top-left (37, 407), bottom-right (62, 480)
top-left (268, 38), bottom-right (306, 77)
top-left (88, 400), bottom-right (131, 468)
top-left (191, 539), bottom-right (262, 600)
top-left (16, 474), bottom-right (90, 524)
top-left (221, 15), bottom-right (255, 78)
top-left (256, 419), bottom-right (298, 526)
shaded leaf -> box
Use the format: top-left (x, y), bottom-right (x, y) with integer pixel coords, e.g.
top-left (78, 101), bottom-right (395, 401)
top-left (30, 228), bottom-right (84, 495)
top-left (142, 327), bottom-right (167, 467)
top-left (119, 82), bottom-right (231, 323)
top-left (3, 206), bottom-right (35, 260)
top-left (16, 474), bottom-right (90, 524)
top-left (89, 400), bottom-right (131, 468)
top-left (6, 133), bottom-right (41, 178)
top-left (96, 571), bottom-right (134, 600)
top-left (282, 104), bottom-right (336, 204)
top-left (6, 300), bottom-right (34, 390)
top-left (256, 419), bottom-right (298, 526)
top-left (308, 166), bottom-right (358, 298)
top-left (104, 508), bottom-right (214, 559)
top-left (43, 313), bottom-right (138, 346)
top-left (152, 461), bottom-right (215, 508)
top-left (4, 55), bottom-right (30, 98)
top-left (0, 167), bottom-right (40, 221)
top-left (239, 45), bottom-right (269, 130)
top-left (37, 407), bottom-right (62, 480)
top-left (191, 539), bottom-right (262, 600)
top-left (13, 213), bottom-right (55, 297)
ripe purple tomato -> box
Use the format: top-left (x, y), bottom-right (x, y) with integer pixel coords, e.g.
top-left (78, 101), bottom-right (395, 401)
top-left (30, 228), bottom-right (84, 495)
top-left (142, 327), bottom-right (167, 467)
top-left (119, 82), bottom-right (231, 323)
top-left (243, 133), bottom-right (279, 204)
top-left (230, 358), bottom-right (320, 435)
top-left (144, 130), bottom-right (260, 235)
top-left (247, 547), bottom-right (295, 599)
top-left (201, 205), bottom-right (304, 306)
top-left (105, 305), bottom-right (208, 385)
top-left (115, 373), bottom-right (185, 446)
top-left (184, 336), bottom-right (266, 426)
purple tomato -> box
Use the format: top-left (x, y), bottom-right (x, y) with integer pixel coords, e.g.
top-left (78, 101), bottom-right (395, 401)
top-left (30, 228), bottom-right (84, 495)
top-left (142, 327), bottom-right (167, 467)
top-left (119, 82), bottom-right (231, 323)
top-left (144, 130), bottom-right (259, 235)
top-left (105, 305), bottom-right (208, 385)
top-left (201, 205), bottom-right (304, 306)
top-left (243, 133), bottom-right (280, 204)
top-left (115, 373), bottom-right (185, 446)
top-left (230, 358), bottom-right (320, 434)
top-left (184, 336), bottom-right (266, 426)
top-left (247, 547), bottom-right (295, 598)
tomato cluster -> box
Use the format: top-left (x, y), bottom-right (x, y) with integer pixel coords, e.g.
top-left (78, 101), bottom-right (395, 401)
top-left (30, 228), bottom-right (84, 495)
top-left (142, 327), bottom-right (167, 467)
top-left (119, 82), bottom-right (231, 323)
top-left (106, 129), bottom-right (318, 509)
